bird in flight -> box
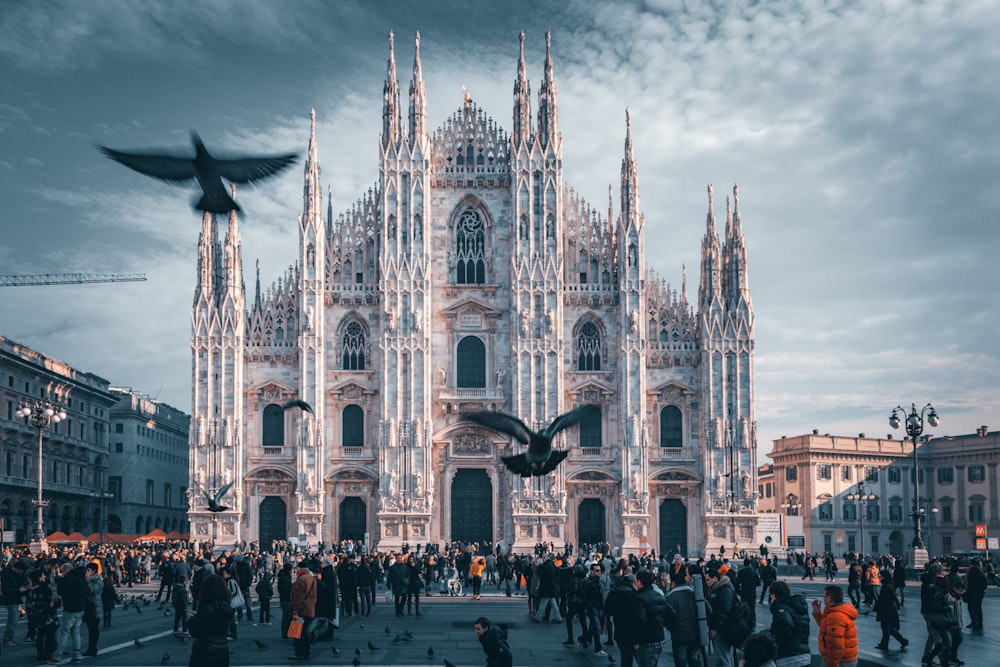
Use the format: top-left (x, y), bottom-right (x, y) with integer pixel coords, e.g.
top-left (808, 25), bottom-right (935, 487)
top-left (283, 399), bottom-right (314, 414)
top-left (204, 482), bottom-right (234, 512)
top-left (98, 131), bottom-right (298, 214)
top-left (461, 408), bottom-right (585, 476)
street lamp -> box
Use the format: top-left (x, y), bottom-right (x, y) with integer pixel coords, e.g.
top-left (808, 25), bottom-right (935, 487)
top-left (15, 401), bottom-right (67, 554)
top-left (847, 480), bottom-right (877, 561)
top-left (780, 493), bottom-right (801, 516)
top-left (890, 402), bottom-right (938, 568)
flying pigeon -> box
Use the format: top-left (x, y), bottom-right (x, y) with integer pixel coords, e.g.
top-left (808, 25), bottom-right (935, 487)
top-left (283, 399), bottom-right (314, 414)
top-left (98, 131), bottom-right (298, 214)
top-left (204, 482), bottom-right (234, 512)
top-left (461, 408), bottom-right (586, 476)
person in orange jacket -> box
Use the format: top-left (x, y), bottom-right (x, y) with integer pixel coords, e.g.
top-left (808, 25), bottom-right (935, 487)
top-left (470, 555), bottom-right (487, 600)
top-left (812, 584), bottom-right (859, 667)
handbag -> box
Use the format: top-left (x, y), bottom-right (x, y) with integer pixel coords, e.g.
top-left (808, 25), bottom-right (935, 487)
top-left (228, 579), bottom-right (245, 609)
top-left (288, 614), bottom-right (304, 639)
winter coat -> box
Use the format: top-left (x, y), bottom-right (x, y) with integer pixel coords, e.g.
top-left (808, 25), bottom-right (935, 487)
top-left (289, 570), bottom-right (317, 618)
top-left (57, 567), bottom-right (90, 614)
top-left (770, 593), bottom-right (810, 659)
top-left (478, 624), bottom-right (513, 667)
top-left (277, 568), bottom-right (293, 603)
top-left (813, 601), bottom-right (858, 666)
top-left (632, 585), bottom-right (668, 644)
top-left (736, 565), bottom-right (761, 602)
top-left (535, 559), bottom-right (559, 598)
top-left (664, 584), bottom-right (700, 644)
top-left (874, 582), bottom-right (900, 629)
top-left (707, 576), bottom-right (736, 632)
top-left (0, 565), bottom-right (26, 605)
top-left (604, 582), bottom-right (638, 644)
top-left (188, 600), bottom-right (233, 667)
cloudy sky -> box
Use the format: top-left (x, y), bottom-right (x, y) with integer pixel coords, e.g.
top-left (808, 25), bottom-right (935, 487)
top-left (1, 0), bottom-right (997, 456)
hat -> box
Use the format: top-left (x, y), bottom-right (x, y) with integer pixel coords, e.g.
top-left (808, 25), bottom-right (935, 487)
top-left (718, 565), bottom-right (730, 577)
top-left (297, 561), bottom-right (311, 570)
top-left (622, 573), bottom-right (637, 583)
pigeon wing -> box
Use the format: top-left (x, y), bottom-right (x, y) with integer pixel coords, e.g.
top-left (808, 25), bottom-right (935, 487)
top-left (500, 453), bottom-right (532, 477)
top-left (215, 153), bottom-right (299, 184)
top-left (98, 146), bottom-right (198, 184)
top-left (283, 399), bottom-right (314, 414)
top-left (462, 411), bottom-right (532, 444)
top-left (214, 482), bottom-right (234, 504)
top-left (542, 407), bottom-right (587, 438)
top-left (536, 449), bottom-right (570, 475)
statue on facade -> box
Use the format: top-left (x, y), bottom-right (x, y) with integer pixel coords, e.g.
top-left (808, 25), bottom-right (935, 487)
top-left (388, 471), bottom-right (398, 497)
top-left (496, 368), bottom-right (505, 387)
top-left (414, 471), bottom-right (424, 496)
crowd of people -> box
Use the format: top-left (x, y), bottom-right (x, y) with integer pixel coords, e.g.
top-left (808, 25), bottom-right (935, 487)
top-left (1, 540), bottom-right (997, 667)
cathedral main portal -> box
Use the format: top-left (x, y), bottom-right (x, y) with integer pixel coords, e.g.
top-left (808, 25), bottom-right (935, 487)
top-left (339, 497), bottom-right (366, 541)
top-left (659, 498), bottom-right (688, 558)
top-left (578, 498), bottom-right (606, 546)
top-left (450, 469), bottom-right (493, 545)
top-left (259, 497), bottom-right (287, 548)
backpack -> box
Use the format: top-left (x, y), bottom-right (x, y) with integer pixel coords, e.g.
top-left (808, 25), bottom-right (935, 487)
top-left (721, 596), bottom-right (754, 648)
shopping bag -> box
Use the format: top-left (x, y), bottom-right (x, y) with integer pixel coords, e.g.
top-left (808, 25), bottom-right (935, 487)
top-left (288, 614), bottom-right (304, 639)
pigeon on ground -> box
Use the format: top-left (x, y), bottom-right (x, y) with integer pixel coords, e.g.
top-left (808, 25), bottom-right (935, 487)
top-left (136, 605), bottom-right (142, 614)
top-left (353, 657), bottom-right (361, 667)
top-left (331, 647), bottom-right (341, 656)
top-left (461, 408), bottom-right (585, 476)
top-left (282, 399), bottom-right (313, 414)
top-left (428, 646), bottom-right (434, 658)
top-left (391, 634), bottom-right (401, 644)
top-left (161, 653), bottom-right (170, 663)
top-left (384, 625), bottom-right (391, 636)
top-left (204, 482), bottom-right (234, 512)
top-left (98, 131), bottom-right (298, 215)
top-left (255, 639), bottom-right (268, 649)
top-left (444, 660), bottom-right (457, 667)
top-left (368, 641), bottom-right (379, 652)
top-left (355, 648), bottom-right (362, 657)
top-left (134, 637), bottom-right (145, 648)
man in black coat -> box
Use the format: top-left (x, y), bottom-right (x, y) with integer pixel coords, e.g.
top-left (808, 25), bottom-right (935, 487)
top-left (277, 562), bottom-right (294, 639)
top-left (605, 573), bottom-right (638, 667)
top-left (735, 558), bottom-right (761, 623)
top-left (1, 558), bottom-right (28, 647)
top-left (51, 564), bottom-right (89, 663)
top-left (768, 580), bottom-right (811, 665)
top-left (664, 571), bottom-right (705, 667)
top-left (632, 569), bottom-right (668, 667)
top-left (705, 566), bottom-right (738, 667)
top-left (758, 558), bottom-right (778, 604)
top-left (532, 555), bottom-right (562, 623)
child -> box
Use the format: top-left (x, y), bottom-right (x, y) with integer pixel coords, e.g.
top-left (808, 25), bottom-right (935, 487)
top-left (172, 575), bottom-right (190, 634)
top-left (101, 575), bottom-right (117, 628)
top-left (255, 571), bottom-right (274, 625)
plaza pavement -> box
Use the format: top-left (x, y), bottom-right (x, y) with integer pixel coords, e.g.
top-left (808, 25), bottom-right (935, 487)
top-left (2, 571), bottom-right (998, 666)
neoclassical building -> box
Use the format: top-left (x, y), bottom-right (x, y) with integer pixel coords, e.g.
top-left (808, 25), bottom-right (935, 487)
top-left (187, 32), bottom-right (759, 554)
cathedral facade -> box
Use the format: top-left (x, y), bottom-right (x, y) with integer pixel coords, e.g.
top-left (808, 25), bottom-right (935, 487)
top-left (187, 32), bottom-right (759, 556)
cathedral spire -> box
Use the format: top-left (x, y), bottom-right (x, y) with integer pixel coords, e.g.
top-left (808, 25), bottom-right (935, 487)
top-left (620, 108), bottom-right (640, 230)
top-left (253, 259), bottom-right (261, 313)
top-left (536, 31), bottom-right (559, 150)
top-left (722, 184), bottom-right (751, 308)
top-left (224, 182), bottom-right (243, 294)
top-left (408, 31), bottom-right (427, 150)
top-left (381, 31), bottom-right (401, 150)
top-left (699, 183), bottom-right (722, 309)
top-left (512, 31), bottom-right (531, 147)
top-left (303, 109), bottom-right (322, 224)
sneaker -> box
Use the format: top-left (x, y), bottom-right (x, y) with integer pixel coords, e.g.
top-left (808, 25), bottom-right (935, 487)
top-left (70, 660), bottom-right (82, 664)
top-left (595, 650), bottom-right (609, 657)
top-left (47, 660), bottom-right (61, 665)
top-left (4, 641), bottom-right (18, 648)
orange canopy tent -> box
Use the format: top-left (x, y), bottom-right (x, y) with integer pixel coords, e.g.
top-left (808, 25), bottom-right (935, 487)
top-left (138, 529), bottom-right (167, 541)
top-left (166, 530), bottom-right (189, 540)
top-left (65, 532), bottom-right (88, 542)
top-left (45, 531), bottom-right (69, 542)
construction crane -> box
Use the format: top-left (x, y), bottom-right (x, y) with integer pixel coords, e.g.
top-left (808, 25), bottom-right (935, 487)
top-left (0, 273), bottom-right (147, 287)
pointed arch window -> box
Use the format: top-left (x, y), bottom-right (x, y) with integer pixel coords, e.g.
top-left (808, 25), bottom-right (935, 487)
top-left (576, 322), bottom-right (602, 371)
top-left (456, 210), bottom-right (486, 284)
top-left (660, 406), bottom-right (682, 448)
top-left (579, 405), bottom-right (602, 448)
top-left (456, 336), bottom-right (486, 388)
top-left (262, 404), bottom-right (284, 447)
top-left (342, 321), bottom-right (366, 370)
top-left (342, 405), bottom-right (364, 448)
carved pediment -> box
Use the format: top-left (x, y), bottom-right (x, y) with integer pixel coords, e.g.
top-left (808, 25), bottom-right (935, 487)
top-left (330, 468), bottom-right (377, 482)
top-left (245, 467), bottom-right (296, 481)
top-left (249, 380), bottom-right (297, 403)
top-left (648, 380), bottom-right (696, 403)
top-left (330, 379), bottom-right (378, 399)
top-left (651, 470), bottom-right (700, 482)
top-left (569, 470), bottom-right (618, 482)
top-left (440, 297), bottom-right (504, 324)
top-left (567, 379), bottom-right (616, 402)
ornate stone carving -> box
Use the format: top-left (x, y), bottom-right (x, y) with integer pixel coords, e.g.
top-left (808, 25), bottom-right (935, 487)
top-left (454, 434), bottom-right (491, 455)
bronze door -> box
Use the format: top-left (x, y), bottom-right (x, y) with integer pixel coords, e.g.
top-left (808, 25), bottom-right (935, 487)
top-left (450, 469), bottom-right (493, 544)
top-left (339, 497), bottom-right (366, 541)
top-left (258, 496), bottom-right (287, 547)
top-left (577, 498), bottom-right (606, 545)
top-left (659, 498), bottom-right (688, 558)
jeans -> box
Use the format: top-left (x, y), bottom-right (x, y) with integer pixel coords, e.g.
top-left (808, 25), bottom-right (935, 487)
top-left (637, 641), bottom-right (663, 667)
top-left (670, 640), bottom-right (703, 667)
top-left (358, 587), bottom-right (372, 617)
top-left (534, 596), bottom-right (563, 622)
top-left (3, 603), bottom-right (18, 643)
top-left (53, 610), bottom-right (84, 660)
top-left (712, 632), bottom-right (735, 667)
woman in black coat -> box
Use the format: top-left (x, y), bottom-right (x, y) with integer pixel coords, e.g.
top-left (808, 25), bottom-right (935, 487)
top-left (963, 564), bottom-right (987, 631)
top-left (892, 560), bottom-right (907, 607)
top-left (187, 574), bottom-right (234, 667)
top-left (874, 580), bottom-right (907, 650)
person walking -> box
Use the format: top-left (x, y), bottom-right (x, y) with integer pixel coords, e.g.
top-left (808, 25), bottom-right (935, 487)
top-left (82, 562), bottom-right (103, 657)
top-left (963, 563), bottom-right (986, 632)
top-left (605, 573), bottom-right (638, 667)
top-left (405, 554), bottom-right (423, 616)
top-left (470, 554), bottom-right (486, 600)
top-left (664, 570), bottom-right (703, 667)
top-left (632, 569), bottom-right (668, 667)
top-left (1, 557), bottom-right (28, 648)
top-left (874, 579), bottom-right (907, 651)
top-left (812, 584), bottom-right (858, 667)
top-left (532, 555), bottom-right (562, 623)
top-left (473, 616), bottom-right (513, 667)
top-left (187, 574), bottom-right (234, 667)
top-left (892, 559), bottom-right (907, 607)
top-left (100, 574), bottom-right (116, 628)
top-left (759, 559), bottom-right (777, 604)
top-left (221, 568), bottom-right (242, 640)
top-left (289, 562), bottom-right (317, 661)
top-left (736, 558), bottom-right (761, 624)
top-left (26, 569), bottom-right (58, 663)
top-left (768, 580), bottom-right (810, 667)
top-left (705, 566), bottom-right (738, 667)
top-left (847, 561), bottom-right (862, 608)
top-left (387, 556), bottom-right (408, 616)
top-left (172, 575), bottom-right (190, 635)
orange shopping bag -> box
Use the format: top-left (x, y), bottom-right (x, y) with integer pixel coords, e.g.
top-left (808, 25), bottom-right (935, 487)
top-left (287, 614), bottom-right (304, 639)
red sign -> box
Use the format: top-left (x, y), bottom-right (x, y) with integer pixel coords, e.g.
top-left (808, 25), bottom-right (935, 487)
top-left (975, 524), bottom-right (987, 537)
top-left (976, 538), bottom-right (987, 550)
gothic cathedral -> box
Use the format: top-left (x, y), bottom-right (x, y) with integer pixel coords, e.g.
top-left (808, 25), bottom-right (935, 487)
top-left (188, 32), bottom-right (759, 556)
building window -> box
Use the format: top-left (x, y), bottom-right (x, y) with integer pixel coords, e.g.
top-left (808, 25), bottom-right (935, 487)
top-left (969, 503), bottom-right (985, 522)
top-left (145, 480), bottom-right (155, 505)
top-left (115, 442), bottom-right (123, 453)
top-left (342, 321), bottom-right (367, 370)
top-left (456, 336), bottom-right (486, 388)
top-left (910, 469), bottom-right (925, 484)
top-left (968, 465), bottom-right (986, 483)
top-left (942, 535), bottom-right (952, 553)
top-left (262, 404), bottom-right (284, 447)
top-left (866, 503), bottom-right (880, 521)
top-left (817, 464), bottom-right (832, 480)
top-left (22, 455), bottom-right (29, 478)
top-left (941, 505), bottom-right (952, 523)
top-left (659, 406), bottom-right (682, 448)
top-left (870, 534), bottom-right (879, 555)
top-left (841, 466), bottom-right (851, 481)
top-left (163, 483), bottom-right (172, 507)
top-left (823, 534), bottom-right (832, 552)
top-left (785, 466), bottom-right (797, 482)
top-left (455, 209), bottom-right (486, 284)
top-left (576, 322), bottom-right (602, 371)
top-left (342, 405), bottom-right (364, 447)
top-left (866, 467), bottom-right (879, 482)
top-left (847, 534), bottom-right (856, 552)
top-left (843, 503), bottom-right (857, 521)
top-left (887, 467), bottom-right (901, 483)
top-left (889, 503), bottom-right (902, 522)
top-left (579, 405), bottom-right (602, 448)
top-left (109, 476), bottom-right (122, 502)
top-left (115, 423), bottom-right (124, 433)
top-left (937, 468), bottom-right (954, 484)
top-left (818, 502), bottom-right (833, 521)
top-left (51, 460), bottom-right (58, 484)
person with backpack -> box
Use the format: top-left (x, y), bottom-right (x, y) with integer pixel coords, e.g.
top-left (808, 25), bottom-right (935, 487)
top-left (473, 615), bottom-right (513, 667)
top-left (705, 565), bottom-right (742, 667)
top-left (632, 568), bottom-right (669, 667)
top-left (254, 570), bottom-right (274, 626)
top-left (768, 580), bottom-right (811, 667)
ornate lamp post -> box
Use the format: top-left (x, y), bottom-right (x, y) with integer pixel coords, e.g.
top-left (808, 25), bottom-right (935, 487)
top-left (890, 402), bottom-right (938, 567)
top-left (15, 401), bottom-right (67, 554)
top-left (780, 493), bottom-right (801, 516)
top-left (846, 479), bottom-right (877, 561)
